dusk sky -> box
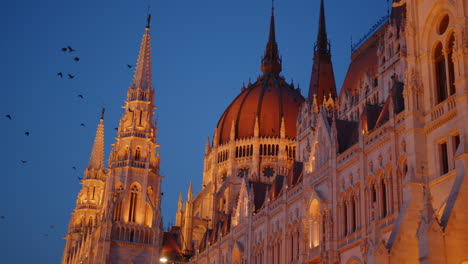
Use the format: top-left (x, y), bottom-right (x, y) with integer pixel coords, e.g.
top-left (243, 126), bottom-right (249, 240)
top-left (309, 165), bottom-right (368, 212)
top-left (2, 0), bottom-right (388, 262)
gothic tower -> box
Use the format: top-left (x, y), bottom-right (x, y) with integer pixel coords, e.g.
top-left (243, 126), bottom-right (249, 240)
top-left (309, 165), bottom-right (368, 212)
top-left (62, 111), bottom-right (107, 264)
top-left (62, 15), bottom-right (163, 264)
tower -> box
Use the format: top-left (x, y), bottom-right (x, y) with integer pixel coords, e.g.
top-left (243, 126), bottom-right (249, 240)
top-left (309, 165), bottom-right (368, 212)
top-left (307, 0), bottom-right (337, 107)
top-left (62, 111), bottom-right (107, 264)
top-left (62, 15), bottom-right (163, 264)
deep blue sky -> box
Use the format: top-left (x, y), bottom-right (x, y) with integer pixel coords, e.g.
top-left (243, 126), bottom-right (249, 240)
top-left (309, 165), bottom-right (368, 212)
top-left (1, 0), bottom-right (387, 262)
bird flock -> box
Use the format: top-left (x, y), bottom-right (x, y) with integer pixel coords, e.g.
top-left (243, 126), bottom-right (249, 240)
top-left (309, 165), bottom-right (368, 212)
top-left (2, 43), bottom-right (135, 242)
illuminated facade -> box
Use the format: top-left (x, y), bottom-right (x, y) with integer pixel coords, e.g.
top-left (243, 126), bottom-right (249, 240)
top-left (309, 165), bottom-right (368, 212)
top-left (171, 0), bottom-right (468, 263)
top-left (62, 18), bottom-right (163, 264)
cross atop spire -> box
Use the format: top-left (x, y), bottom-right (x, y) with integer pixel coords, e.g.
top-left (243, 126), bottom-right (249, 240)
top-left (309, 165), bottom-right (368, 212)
top-left (261, 4), bottom-right (282, 74)
top-left (315, 0), bottom-right (330, 55)
top-left (130, 16), bottom-right (153, 92)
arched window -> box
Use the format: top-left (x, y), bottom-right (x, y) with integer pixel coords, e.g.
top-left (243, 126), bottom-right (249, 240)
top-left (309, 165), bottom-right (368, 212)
top-left (381, 178), bottom-right (388, 218)
top-left (144, 203), bottom-right (153, 227)
top-left (134, 147), bottom-right (141, 161)
top-left (238, 167), bottom-right (249, 178)
top-left (114, 200), bottom-right (122, 221)
top-left (350, 198), bottom-right (356, 233)
top-left (128, 185), bottom-right (139, 222)
top-left (309, 199), bottom-right (320, 248)
top-left (447, 34), bottom-right (455, 95)
top-left (435, 42), bottom-right (447, 103)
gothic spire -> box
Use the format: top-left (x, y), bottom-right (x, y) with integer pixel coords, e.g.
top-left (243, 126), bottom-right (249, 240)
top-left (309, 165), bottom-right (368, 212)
top-left (307, 0), bottom-right (337, 105)
top-left (315, 0), bottom-right (329, 55)
top-left (130, 14), bottom-right (153, 91)
top-left (86, 110), bottom-right (105, 171)
top-left (261, 3), bottom-right (282, 74)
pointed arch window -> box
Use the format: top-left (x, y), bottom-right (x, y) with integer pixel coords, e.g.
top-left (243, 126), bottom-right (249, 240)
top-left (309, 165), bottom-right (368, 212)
top-left (114, 200), bottom-right (122, 221)
top-left (381, 178), bottom-right (388, 218)
top-left (447, 34), bottom-right (456, 96)
top-left (128, 185), bottom-right (139, 222)
top-left (435, 42), bottom-right (448, 103)
top-left (309, 199), bottom-right (320, 248)
top-left (135, 147), bottom-right (141, 161)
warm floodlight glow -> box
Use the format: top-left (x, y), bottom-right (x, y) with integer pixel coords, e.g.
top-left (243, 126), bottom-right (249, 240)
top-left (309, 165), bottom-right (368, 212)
top-left (160, 257), bottom-right (168, 263)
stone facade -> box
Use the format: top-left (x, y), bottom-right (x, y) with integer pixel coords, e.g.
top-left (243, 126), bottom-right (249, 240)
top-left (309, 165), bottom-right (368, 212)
top-left (172, 1), bottom-right (468, 263)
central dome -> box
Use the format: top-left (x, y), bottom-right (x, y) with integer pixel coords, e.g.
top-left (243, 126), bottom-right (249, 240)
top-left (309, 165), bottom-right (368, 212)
top-left (215, 74), bottom-right (304, 145)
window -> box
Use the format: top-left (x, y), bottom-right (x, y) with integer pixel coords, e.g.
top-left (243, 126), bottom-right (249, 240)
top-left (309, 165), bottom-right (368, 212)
top-left (114, 200), bottom-right (122, 221)
top-left (238, 167), bottom-right (249, 178)
top-left (128, 185), bottom-right (139, 222)
top-left (453, 134), bottom-right (460, 154)
top-left (435, 43), bottom-right (447, 103)
top-left (381, 179), bottom-right (388, 217)
top-left (263, 166), bottom-right (274, 178)
top-left (135, 147), bottom-right (141, 161)
top-left (447, 34), bottom-right (456, 95)
top-left (440, 142), bottom-right (449, 175)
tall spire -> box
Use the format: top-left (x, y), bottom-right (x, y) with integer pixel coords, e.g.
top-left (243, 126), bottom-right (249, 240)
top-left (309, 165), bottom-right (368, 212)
top-left (261, 2), bottom-right (282, 74)
top-left (307, 0), bottom-right (337, 104)
top-left (130, 14), bottom-right (153, 91)
top-left (315, 0), bottom-right (329, 55)
top-left (86, 109), bottom-right (105, 171)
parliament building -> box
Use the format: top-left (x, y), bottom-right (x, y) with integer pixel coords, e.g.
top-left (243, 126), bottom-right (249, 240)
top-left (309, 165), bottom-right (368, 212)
top-left (63, 0), bottom-right (468, 263)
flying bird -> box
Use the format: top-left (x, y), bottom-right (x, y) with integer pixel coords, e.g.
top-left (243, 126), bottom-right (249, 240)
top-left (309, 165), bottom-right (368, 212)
top-left (68, 74), bottom-right (75, 79)
top-left (114, 127), bottom-right (118, 131)
top-left (127, 64), bottom-right (133, 68)
top-left (74, 57), bottom-right (80, 62)
top-left (57, 72), bottom-right (63, 78)
top-left (5, 114), bottom-right (12, 120)
top-left (25, 132), bottom-right (30, 136)
top-left (80, 123), bottom-right (85, 127)
top-left (0, 216), bottom-right (6, 220)
top-left (72, 166), bottom-right (77, 170)
top-left (20, 160), bottom-right (27, 164)
top-left (67, 46), bottom-right (75, 52)
top-left (61, 47), bottom-right (68, 52)
top-left (77, 94), bottom-right (84, 99)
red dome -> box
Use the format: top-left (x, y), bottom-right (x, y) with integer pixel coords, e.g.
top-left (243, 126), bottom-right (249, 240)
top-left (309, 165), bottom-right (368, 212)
top-left (215, 74), bottom-right (304, 145)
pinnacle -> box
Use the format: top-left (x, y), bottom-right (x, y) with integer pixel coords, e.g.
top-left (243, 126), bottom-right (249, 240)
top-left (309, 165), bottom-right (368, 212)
top-left (261, 9), bottom-right (282, 74)
top-left (86, 117), bottom-right (105, 172)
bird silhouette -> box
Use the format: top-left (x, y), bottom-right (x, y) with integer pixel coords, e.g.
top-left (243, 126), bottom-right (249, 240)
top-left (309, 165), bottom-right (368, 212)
top-left (25, 132), bottom-right (30, 136)
top-left (72, 166), bottom-right (77, 170)
top-left (74, 57), bottom-right (80, 62)
top-left (0, 216), bottom-right (6, 220)
top-left (5, 114), bottom-right (12, 120)
top-left (68, 74), bottom-right (75, 79)
top-left (67, 46), bottom-right (75, 52)
top-left (20, 160), bottom-right (27, 164)
top-left (77, 94), bottom-right (84, 99)
top-left (77, 176), bottom-right (83, 181)
top-left (114, 127), bottom-right (118, 131)
top-left (127, 64), bottom-right (133, 68)
top-left (57, 72), bottom-right (63, 78)
top-left (61, 47), bottom-right (68, 52)
top-left (80, 123), bottom-right (85, 127)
